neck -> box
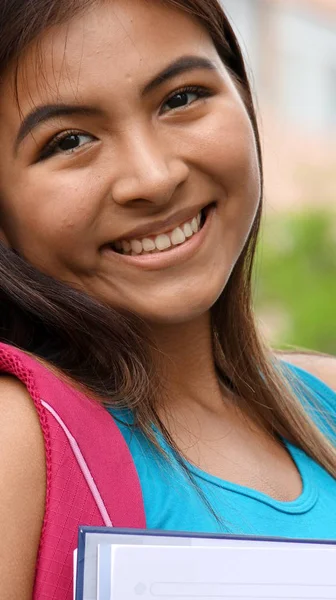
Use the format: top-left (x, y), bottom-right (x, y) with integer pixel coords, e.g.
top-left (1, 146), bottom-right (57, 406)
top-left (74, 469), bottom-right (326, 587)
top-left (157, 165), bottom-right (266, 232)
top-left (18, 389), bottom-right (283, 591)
top-left (148, 312), bottom-right (230, 415)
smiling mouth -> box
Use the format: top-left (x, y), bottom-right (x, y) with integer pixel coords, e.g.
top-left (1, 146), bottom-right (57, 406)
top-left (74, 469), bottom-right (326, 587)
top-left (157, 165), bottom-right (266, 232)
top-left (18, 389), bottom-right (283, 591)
top-left (109, 208), bottom-right (208, 256)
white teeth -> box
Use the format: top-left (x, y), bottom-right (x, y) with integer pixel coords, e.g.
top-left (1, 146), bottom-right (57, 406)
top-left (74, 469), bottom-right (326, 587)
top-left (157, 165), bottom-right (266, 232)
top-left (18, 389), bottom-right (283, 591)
top-left (130, 240), bottom-right (143, 254)
top-left (191, 217), bottom-right (198, 233)
top-left (122, 240), bottom-right (131, 253)
top-left (116, 210), bottom-right (203, 255)
top-left (142, 238), bottom-right (156, 252)
top-left (155, 234), bottom-right (171, 251)
top-left (171, 227), bottom-right (186, 246)
top-left (183, 223), bottom-right (193, 238)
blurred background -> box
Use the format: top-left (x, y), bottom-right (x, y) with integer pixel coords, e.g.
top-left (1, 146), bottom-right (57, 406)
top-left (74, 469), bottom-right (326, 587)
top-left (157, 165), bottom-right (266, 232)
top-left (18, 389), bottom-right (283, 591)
top-left (221, 0), bottom-right (336, 355)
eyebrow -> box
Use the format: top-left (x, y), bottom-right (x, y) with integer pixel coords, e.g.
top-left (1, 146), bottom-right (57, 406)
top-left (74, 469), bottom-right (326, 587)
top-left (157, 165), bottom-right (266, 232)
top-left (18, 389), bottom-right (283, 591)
top-left (15, 55), bottom-right (216, 152)
top-left (15, 105), bottom-right (103, 153)
top-left (141, 55), bottom-right (217, 95)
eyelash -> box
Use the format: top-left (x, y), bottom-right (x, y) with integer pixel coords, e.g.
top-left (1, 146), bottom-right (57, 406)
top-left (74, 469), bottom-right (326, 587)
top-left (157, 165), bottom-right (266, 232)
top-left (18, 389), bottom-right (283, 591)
top-left (38, 84), bottom-right (213, 161)
top-left (38, 130), bottom-right (92, 162)
top-left (161, 84), bottom-right (213, 112)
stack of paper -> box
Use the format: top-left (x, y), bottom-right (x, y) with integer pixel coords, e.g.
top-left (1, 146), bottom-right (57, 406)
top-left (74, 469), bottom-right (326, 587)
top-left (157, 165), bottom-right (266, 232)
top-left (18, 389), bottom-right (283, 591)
top-left (74, 528), bottom-right (336, 600)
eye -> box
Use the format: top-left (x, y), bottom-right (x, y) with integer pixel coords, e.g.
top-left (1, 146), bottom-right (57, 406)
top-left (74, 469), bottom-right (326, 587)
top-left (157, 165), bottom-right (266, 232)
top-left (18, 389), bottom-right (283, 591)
top-left (39, 131), bottom-right (96, 161)
top-left (161, 86), bottom-right (211, 114)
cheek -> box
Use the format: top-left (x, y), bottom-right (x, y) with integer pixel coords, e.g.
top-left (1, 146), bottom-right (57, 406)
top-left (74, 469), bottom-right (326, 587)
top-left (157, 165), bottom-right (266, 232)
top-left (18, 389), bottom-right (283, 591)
top-left (208, 123), bottom-right (259, 197)
top-left (2, 170), bottom-right (101, 243)
top-left (0, 186), bottom-right (99, 278)
top-left (180, 101), bottom-right (261, 205)
top-left (188, 106), bottom-right (261, 259)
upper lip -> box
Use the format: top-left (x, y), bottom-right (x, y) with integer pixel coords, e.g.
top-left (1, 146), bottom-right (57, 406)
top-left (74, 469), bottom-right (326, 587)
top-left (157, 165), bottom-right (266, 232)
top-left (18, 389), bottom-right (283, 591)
top-left (109, 204), bottom-right (208, 244)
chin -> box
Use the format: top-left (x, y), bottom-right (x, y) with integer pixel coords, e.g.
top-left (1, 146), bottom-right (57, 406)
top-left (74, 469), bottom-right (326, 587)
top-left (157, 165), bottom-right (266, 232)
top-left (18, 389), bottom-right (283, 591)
top-left (130, 284), bottom-right (226, 326)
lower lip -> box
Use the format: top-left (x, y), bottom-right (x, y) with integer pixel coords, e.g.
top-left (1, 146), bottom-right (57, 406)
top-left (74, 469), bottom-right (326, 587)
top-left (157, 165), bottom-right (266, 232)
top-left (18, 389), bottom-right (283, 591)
top-left (101, 206), bottom-right (216, 271)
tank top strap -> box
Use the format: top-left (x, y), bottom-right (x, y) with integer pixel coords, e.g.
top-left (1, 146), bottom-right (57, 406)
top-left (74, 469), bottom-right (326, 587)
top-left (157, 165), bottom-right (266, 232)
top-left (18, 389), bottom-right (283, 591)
top-left (0, 342), bottom-right (145, 600)
top-left (282, 360), bottom-right (336, 441)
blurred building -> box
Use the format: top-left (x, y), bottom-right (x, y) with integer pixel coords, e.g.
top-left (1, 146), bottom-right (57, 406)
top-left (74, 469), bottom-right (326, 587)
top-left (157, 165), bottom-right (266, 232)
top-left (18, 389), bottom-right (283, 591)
top-left (220, 0), bottom-right (336, 213)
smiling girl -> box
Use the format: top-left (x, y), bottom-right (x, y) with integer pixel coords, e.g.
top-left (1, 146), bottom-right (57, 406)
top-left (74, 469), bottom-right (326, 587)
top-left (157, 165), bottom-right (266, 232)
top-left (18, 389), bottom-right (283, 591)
top-left (0, 1), bottom-right (335, 598)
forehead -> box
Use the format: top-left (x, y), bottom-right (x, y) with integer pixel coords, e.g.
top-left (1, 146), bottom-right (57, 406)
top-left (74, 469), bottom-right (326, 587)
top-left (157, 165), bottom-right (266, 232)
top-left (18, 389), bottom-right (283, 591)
top-left (8, 0), bottom-right (220, 110)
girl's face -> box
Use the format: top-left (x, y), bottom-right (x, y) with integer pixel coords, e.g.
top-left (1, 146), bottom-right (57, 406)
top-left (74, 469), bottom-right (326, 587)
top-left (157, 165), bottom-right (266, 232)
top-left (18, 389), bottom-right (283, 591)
top-left (0, 0), bottom-right (260, 324)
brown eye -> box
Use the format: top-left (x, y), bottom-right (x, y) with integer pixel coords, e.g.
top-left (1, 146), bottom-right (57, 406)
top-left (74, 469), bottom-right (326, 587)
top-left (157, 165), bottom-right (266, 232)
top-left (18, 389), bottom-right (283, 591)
top-left (163, 91), bottom-right (199, 113)
top-left (55, 133), bottom-right (94, 154)
top-left (58, 134), bottom-right (81, 151)
top-left (167, 92), bottom-right (192, 109)
top-left (39, 131), bottom-right (96, 161)
top-left (161, 86), bottom-right (211, 115)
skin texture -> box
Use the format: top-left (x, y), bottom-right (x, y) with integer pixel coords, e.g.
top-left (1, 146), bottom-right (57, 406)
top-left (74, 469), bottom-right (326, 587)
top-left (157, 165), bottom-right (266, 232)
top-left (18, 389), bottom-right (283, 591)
top-left (0, 2), bottom-right (334, 597)
top-left (0, 376), bottom-right (46, 600)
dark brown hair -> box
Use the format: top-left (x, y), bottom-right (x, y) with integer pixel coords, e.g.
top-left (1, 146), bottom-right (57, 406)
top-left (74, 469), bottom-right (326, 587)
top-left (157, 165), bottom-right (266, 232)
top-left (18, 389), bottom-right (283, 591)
top-left (0, 0), bottom-right (335, 476)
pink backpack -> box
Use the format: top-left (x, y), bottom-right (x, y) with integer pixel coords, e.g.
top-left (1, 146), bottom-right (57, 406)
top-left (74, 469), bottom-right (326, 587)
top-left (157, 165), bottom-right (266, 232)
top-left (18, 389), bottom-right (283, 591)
top-left (0, 342), bottom-right (146, 600)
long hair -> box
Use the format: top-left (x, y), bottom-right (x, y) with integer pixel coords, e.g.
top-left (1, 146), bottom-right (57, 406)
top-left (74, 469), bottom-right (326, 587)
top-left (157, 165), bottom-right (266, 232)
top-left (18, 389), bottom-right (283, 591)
top-left (0, 0), bottom-right (335, 477)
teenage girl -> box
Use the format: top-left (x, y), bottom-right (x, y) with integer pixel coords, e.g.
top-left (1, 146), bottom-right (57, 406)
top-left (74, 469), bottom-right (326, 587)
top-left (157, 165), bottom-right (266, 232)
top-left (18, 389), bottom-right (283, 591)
top-left (0, 1), bottom-right (335, 598)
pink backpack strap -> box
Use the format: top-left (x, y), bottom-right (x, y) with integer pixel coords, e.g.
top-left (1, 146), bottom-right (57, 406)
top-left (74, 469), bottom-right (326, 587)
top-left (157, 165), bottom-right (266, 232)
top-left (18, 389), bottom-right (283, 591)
top-left (0, 342), bottom-right (146, 600)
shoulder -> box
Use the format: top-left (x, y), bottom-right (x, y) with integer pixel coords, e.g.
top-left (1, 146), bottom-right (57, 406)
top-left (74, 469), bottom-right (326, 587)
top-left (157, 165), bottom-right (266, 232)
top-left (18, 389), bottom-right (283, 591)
top-left (0, 375), bottom-right (46, 486)
top-left (275, 351), bottom-right (336, 392)
top-left (0, 375), bottom-right (46, 598)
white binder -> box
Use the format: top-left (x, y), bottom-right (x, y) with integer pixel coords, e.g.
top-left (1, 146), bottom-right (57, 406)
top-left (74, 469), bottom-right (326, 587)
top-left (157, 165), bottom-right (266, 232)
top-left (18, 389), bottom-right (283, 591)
top-left (75, 527), bottom-right (336, 600)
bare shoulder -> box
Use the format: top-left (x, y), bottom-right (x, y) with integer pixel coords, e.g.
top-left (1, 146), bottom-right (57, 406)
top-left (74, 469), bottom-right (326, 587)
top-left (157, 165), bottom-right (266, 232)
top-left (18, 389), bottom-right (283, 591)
top-left (0, 375), bottom-right (46, 599)
top-left (275, 351), bottom-right (336, 392)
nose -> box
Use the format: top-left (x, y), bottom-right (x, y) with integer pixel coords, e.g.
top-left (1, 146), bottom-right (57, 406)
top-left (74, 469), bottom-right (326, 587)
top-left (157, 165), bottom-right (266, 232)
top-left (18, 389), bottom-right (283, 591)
top-left (111, 131), bottom-right (189, 207)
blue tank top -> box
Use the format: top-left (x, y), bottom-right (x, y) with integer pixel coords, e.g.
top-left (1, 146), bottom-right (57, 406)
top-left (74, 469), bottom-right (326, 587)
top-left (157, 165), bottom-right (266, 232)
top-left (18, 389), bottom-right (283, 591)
top-left (109, 363), bottom-right (336, 540)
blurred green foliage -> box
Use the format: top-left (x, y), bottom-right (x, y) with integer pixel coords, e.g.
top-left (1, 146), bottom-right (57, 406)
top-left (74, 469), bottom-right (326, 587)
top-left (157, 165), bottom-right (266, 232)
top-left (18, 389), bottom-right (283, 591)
top-left (254, 210), bottom-right (336, 355)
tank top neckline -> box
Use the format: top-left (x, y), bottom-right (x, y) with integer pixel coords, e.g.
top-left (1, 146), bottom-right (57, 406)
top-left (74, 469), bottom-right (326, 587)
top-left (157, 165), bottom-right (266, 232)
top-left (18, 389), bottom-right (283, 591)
top-left (183, 441), bottom-right (318, 515)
